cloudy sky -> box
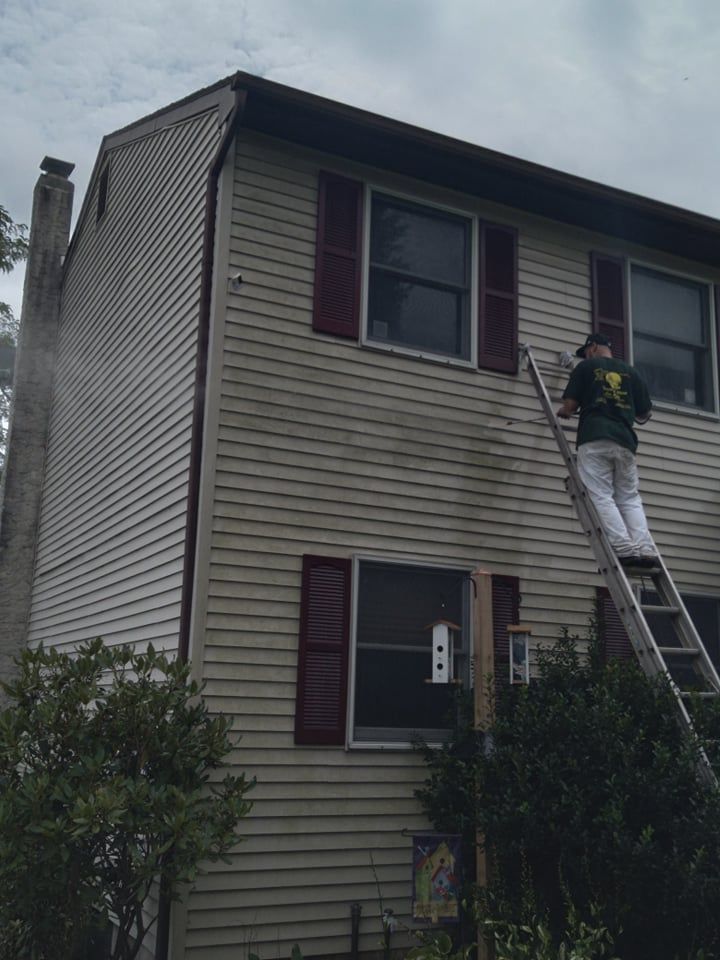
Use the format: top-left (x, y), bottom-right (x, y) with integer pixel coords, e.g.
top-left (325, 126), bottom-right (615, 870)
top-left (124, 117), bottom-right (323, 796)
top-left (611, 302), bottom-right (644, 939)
top-left (2, 0), bottom-right (719, 316)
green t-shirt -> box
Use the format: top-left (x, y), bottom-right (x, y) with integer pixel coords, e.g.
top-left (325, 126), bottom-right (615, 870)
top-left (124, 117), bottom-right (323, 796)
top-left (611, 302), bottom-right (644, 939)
top-left (562, 357), bottom-right (652, 453)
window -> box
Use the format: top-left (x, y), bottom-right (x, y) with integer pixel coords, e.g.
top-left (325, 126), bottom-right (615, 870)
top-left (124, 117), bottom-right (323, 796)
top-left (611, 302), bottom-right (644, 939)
top-left (352, 560), bottom-right (470, 743)
top-left (631, 266), bottom-right (713, 412)
top-left (294, 555), bottom-right (519, 748)
top-left (312, 172), bottom-right (518, 373)
top-left (366, 193), bottom-right (473, 361)
top-left (641, 590), bottom-right (720, 674)
top-left (598, 586), bottom-right (720, 676)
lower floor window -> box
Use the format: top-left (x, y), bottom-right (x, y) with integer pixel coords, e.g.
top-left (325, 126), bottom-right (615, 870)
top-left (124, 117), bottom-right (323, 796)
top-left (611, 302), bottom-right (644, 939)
top-left (642, 590), bottom-right (720, 673)
top-left (353, 560), bottom-right (470, 743)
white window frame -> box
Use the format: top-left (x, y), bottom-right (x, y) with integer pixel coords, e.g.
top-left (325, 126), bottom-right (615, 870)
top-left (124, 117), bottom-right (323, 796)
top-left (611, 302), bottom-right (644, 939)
top-left (360, 184), bottom-right (479, 369)
top-left (347, 553), bottom-right (473, 750)
top-left (627, 258), bottom-right (719, 419)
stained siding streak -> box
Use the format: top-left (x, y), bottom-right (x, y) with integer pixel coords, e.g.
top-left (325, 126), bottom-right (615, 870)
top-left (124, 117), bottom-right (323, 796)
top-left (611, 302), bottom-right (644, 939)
top-left (26, 108), bottom-right (221, 655)
top-left (185, 133), bottom-right (720, 958)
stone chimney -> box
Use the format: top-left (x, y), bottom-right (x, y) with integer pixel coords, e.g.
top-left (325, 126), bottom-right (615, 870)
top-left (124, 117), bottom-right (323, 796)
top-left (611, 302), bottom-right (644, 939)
top-left (0, 157), bottom-right (74, 689)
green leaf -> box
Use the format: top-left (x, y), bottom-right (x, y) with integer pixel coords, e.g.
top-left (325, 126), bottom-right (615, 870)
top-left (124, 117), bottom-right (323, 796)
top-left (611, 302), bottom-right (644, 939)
top-left (0, 636), bottom-right (253, 960)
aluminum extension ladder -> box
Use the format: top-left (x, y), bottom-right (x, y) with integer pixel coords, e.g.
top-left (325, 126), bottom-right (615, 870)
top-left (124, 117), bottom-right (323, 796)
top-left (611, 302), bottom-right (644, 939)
top-left (521, 343), bottom-right (720, 788)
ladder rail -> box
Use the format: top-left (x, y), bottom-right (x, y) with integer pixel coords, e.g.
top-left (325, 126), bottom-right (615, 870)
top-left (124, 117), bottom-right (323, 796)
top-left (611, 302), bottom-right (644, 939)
top-left (520, 343), bottom-right (718, 788)
top-left (523, 345), bottom-right (673, 666)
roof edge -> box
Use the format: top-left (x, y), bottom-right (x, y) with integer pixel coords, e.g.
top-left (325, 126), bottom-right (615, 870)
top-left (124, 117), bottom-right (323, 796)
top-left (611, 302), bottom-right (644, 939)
top-left (62, 80), bottom-right (235, 275)
top-left (227, 70), bottom-right (720, 235)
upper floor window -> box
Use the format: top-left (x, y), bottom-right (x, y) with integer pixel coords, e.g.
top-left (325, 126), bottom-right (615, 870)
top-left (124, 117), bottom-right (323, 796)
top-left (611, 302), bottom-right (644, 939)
top-left (366, 192), bottom-right (473, 362)
top-left (592, 253), bottom-right (717, 416)
top-left (312, 171), bottom-right (518, 374)
top-left (630, 266), bottom-right (713, 412)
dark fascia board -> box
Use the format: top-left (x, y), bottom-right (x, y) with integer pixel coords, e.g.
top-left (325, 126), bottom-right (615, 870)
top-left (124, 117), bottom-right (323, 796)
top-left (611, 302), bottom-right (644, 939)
top-left (228, 70), bottom-right (720, 269)
top-left (103, 82), bottom-right (236, 152)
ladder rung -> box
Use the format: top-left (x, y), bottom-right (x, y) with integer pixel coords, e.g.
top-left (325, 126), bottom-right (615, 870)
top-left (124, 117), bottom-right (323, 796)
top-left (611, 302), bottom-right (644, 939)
top-left (657, 646), bottom-right (700, 657)
top-left (641, 604), bottom-right (680, 616)
top-left (620, 566), bottom-right (661, 579)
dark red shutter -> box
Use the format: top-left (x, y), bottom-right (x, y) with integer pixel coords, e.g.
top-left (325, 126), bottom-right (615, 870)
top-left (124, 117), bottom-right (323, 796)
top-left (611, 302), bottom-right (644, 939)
top-left (492, 575), bottom-right (520, 691)
top-left (479, 224), bottom-right (518, 374)
top-left (312, 172), bottom-right (363, 339)
top-left (596, 587), bottom-right (633, 660)
top-left (294, 556), bottom-right (351, 745)
top-left (591, 253), bottom-right (628, 360)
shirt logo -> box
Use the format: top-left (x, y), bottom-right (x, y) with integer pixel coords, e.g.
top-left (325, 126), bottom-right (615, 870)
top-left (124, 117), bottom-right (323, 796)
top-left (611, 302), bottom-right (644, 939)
top-left (594, 368), bottom-right (629, 409)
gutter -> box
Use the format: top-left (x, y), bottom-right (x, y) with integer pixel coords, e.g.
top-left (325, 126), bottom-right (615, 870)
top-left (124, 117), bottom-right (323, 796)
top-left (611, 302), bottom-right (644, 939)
top-left (155, 77), bottom-right (247, 960)
top-left (178, 77), bottom-right (247, 665)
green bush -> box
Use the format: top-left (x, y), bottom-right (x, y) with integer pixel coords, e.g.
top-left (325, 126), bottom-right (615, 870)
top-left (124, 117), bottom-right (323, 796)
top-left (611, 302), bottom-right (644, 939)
top-left (481, 912), bottom-right (616, 960)
top-left (0, 639), bottom-right (254, 960)
top-left (415, 627), bottom-right (720, 960)
top-left (249, 947), bottom-right (303, 960)
top-left (405, 930), bottom-right (473, 960)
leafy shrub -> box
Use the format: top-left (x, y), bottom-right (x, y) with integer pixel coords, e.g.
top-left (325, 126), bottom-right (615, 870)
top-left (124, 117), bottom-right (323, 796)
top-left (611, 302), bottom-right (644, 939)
top-left (249, 947), bottom-right (303, 960)
top-left (416, 627), bottom-right (720, 960)
top-left (405, 930), bottom-right (473, 960)
top-left (482, 913), bottom-right (616, 960)
top-left (0, 639), bottom-right (254, 960)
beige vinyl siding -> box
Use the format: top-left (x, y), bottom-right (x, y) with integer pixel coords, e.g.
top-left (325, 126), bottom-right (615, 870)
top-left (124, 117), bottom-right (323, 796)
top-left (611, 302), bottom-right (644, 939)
top-left (183, 132), bottom-right (720, 957)
top-left (26, 106), bottom-right (221, 655)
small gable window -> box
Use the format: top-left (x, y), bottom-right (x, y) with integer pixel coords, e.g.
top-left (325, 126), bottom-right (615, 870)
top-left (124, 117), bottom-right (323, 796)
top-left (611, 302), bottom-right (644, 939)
top-left (96, 163), bottom-right (110, 222)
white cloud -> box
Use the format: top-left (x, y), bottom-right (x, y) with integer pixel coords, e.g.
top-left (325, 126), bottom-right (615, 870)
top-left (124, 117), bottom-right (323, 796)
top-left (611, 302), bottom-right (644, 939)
top-left (2, 0), bottom-right (720, 317)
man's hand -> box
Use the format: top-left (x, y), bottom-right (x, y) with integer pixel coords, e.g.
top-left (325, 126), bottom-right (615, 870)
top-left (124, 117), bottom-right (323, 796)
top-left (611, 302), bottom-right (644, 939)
top-left (556, 398), bottom-right (578, 419)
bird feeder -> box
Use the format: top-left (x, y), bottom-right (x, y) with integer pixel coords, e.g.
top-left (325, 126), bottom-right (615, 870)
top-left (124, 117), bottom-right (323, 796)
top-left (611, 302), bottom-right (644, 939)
top-left (508, 624), bottom-right (532, 684)
top-left (425, 620), bottom-right (462, 684)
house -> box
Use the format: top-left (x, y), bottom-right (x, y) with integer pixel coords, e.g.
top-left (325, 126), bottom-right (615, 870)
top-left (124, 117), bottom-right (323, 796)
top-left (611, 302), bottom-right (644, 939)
top-left (3, 70), bottom-right (720, 959)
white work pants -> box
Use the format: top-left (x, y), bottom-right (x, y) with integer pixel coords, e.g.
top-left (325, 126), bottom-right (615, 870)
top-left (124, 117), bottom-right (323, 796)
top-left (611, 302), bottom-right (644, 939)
top-left (576, 439), bottom-right (654, 557)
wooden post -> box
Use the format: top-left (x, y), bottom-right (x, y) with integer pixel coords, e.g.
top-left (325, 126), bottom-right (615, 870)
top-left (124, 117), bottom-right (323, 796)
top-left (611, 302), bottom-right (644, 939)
top-left (471, 569), bottom-right (494, 960)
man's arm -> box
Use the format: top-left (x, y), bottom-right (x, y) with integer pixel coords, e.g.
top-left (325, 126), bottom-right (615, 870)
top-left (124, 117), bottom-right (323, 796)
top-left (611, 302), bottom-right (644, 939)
top-left (632, 368), bottom-right (652, 424)
top-left (557, 362), bottom-right (584, 419)
top-left (557, 397), bottom-right (579, 419)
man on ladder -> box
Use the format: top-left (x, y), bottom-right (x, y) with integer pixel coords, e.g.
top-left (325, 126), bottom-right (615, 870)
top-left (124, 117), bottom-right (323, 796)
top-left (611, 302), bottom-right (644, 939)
top-left (556, 332), bottom-right (657, 569)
